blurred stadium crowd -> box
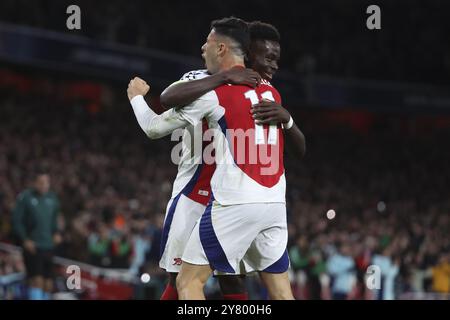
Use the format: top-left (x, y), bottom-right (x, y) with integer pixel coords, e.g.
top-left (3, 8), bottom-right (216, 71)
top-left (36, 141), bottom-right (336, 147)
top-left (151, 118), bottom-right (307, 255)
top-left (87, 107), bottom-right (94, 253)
top-left (0, 69), bottom-right (449, 299)
top-left (0, 0), bottom-right (449, 85)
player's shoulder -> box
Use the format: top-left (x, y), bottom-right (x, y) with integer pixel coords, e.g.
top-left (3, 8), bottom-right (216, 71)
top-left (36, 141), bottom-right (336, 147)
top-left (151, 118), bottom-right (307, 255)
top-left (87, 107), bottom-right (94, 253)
top-left (182, 87), bottom-right (219, 110)
top-left (259, 79), bottom-right (279, 93)
top-left (257, 79), bottom-right (281, 97)
top-left (180, 69), bottom-right (210, 81)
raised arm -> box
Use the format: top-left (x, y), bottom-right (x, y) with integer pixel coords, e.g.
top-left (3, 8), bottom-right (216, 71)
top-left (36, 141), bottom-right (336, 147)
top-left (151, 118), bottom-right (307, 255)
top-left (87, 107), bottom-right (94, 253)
top-left (160, 67), bottom-right (261, 109)
top-left (127, 77), bottom-right (190, 139)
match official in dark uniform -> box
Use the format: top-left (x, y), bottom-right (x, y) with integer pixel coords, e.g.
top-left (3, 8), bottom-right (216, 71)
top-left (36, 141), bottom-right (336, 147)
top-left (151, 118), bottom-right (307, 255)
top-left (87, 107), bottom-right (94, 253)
top-left (12, 170), bottom-right (61, 300)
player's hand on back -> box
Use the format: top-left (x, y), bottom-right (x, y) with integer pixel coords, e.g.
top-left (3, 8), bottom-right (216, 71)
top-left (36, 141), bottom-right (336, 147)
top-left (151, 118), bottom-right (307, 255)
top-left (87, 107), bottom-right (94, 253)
top-left (221, 66), bottom-right (261, 88)
top-left (127, 77), bottom-right (150, 101)
top-left (251, 99), bottom-right (291, 125)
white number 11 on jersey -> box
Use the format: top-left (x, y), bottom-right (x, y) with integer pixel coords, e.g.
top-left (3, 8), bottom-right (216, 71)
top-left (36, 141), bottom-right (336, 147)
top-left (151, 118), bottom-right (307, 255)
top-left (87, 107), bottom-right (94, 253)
top-left (244, 90), bottom-right (278, 145)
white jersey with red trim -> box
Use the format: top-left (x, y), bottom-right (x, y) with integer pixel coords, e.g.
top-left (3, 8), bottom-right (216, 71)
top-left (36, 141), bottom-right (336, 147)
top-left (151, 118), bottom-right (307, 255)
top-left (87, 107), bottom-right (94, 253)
top-left (177, 79), bottom-right (286, 205)
top-left (169, 69), bottom-right (213, 206)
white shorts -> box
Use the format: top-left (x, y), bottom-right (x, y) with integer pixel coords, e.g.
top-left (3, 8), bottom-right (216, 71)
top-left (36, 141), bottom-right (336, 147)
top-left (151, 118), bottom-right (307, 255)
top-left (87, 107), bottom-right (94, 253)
top-left (182, 198), bottom-right (290, 274)
top-left (159, 194), bottom-right (205, 273)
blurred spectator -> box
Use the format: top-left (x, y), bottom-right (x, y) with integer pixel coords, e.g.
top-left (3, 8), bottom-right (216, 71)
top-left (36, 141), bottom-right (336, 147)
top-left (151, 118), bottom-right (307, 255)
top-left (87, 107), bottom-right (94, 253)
top-left (431, 254), bottom-right (450, 294)
top-left (372, 246), bottom-right (400, 300)
top-left (326, 242), bottom-right (356, 299)
top-left (88, 222), bottom-right (112, 268)
top-left (128, 213), bottom-right (151, 276)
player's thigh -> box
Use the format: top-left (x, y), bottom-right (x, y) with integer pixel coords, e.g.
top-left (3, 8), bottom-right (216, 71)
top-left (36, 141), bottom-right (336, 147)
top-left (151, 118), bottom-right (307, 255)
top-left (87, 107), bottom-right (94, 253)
top-left (259, 271), bottom-right (294, 300)
top-left (177, 261), bottom-right (212, 288)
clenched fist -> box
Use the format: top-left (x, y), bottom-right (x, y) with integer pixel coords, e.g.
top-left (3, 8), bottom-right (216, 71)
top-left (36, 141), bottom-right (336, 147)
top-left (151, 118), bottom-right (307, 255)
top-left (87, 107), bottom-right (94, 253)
top-left (127, 77), bottom-right (150, 101)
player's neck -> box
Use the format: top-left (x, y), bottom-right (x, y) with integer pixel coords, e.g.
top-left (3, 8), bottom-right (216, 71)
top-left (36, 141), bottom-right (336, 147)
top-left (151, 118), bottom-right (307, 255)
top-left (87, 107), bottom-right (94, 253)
top-left (219, 55), bottom-right (245, 72)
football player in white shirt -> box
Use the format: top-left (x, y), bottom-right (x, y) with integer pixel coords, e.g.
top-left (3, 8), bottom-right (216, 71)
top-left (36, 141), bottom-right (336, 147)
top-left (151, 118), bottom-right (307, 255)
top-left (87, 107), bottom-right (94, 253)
top-left (128, 17), bottom-right (305, 300)
top-left (128, 25), bottom-right (260, 300)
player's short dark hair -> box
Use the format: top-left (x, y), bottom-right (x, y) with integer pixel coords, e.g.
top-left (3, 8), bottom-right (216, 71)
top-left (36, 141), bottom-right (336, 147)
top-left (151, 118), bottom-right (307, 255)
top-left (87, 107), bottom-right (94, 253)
top-left (248, 21), bottom-right (280, 43)
top-left (211, 16), bottom-right (250, 57)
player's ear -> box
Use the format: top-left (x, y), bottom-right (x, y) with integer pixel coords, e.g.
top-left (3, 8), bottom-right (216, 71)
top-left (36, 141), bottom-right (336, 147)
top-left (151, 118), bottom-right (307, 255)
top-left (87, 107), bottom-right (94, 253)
top-left (217, 42), bottom-right (226, 57)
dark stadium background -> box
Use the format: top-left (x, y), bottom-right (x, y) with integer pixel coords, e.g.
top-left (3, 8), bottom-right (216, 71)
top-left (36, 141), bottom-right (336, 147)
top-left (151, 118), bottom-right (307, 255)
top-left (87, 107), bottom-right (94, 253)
top-left (0, 0), bottom-right (449, 300)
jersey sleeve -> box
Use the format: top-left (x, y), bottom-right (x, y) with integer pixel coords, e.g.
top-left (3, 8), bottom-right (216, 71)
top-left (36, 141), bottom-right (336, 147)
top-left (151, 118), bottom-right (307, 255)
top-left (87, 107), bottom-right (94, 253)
top-left (130, 95), bottom-right (191, 139)
top-left (177, 90), bottom-right (218, 126)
